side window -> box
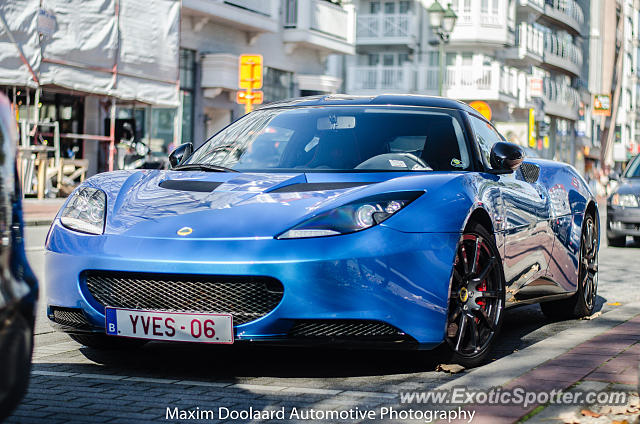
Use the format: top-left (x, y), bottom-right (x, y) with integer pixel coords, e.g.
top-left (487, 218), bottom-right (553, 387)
top-left (469, 114), bottom-right (502, 167)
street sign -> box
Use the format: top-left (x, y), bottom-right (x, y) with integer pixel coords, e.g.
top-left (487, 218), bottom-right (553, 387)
top-left (469, 101), bottom-right (492, 121)
top-left (236, 90), bottom-right (263, 104)
top-left (238, 54), bottom-right (263, 90)
top-left (529, 77), bottom-right (543, 98)
top-left (593, 94), bottom-right (611, 116)
top-left (528, 108), bottom-right (535, 147)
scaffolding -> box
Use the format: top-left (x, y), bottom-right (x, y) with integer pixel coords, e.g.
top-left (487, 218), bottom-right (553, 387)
top-left (0, 0), bottom-right (180, 197)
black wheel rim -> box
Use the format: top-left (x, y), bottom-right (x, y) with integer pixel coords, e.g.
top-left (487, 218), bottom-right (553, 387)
top-left (446, 233), bottom-right (504, 357)
top-left (580, 216), bottom-right (598, 310)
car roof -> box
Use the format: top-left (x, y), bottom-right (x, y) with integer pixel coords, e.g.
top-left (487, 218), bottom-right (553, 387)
top-left (256, 94), bottom-right (478, 114)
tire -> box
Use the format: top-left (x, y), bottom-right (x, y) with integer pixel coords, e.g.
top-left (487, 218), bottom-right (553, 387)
top-left (438, 222), bottom-right (505, 368)
top-left (69, 333), bottom-right (146, 350)
top-left (607, 235), bottom-right (626, 248)
top-left (541, 213), bottom-right (598, 320)
top-left (0, 315), bottom-right (33, 422)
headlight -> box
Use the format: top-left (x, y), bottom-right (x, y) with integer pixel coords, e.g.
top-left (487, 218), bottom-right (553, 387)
top-left (611, 193), bottom-right (639, 208)
top-left (60, 187), bottom-right (107, 235)
top-left (277, 191), bottom-right (423, 239)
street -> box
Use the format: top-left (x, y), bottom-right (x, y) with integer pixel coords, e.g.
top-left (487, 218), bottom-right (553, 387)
top-left (6, 212), bottom-right (640, 423)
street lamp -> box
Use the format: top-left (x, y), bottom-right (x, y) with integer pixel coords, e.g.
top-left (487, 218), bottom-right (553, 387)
top-left (428, 1), bottom-right (458, 96)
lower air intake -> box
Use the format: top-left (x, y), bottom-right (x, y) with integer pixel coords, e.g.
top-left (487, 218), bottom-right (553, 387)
top-left (288, 320), bottom-right (405, 339)
top-left (51, 307), bottom-right (93, 329)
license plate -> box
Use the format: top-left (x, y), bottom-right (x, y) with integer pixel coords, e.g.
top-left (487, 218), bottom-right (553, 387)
top-left (105, 307), bottom-right (233, 344)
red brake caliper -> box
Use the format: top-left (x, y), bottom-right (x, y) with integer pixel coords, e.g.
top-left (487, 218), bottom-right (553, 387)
top-left (476, 242), bottom-right (487, 316)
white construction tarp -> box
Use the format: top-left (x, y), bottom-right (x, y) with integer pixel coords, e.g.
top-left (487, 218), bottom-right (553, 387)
top-left (0, 0), bottom-right (179, 106)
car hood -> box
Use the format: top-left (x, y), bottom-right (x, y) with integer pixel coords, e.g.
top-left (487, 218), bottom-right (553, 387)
top-left (615, 178), bottom-right (640, 195)
top-left (79, 169), bottom-right (459, 238)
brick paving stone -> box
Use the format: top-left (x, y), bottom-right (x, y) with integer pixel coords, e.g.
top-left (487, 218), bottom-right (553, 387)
top-left (4, 417), bottom-right (66, 424)
top-left (5, 408), bottom-right (53, 419)
top-left (585, 372), bottom-right (638, 385)
top-left (97, 409), bottom-right (164, 420)
top-left (545, 355), bottom-right (610, 369)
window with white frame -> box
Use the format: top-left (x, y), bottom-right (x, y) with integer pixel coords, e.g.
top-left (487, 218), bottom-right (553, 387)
top-left (368, 0), bottom-right (411, 14)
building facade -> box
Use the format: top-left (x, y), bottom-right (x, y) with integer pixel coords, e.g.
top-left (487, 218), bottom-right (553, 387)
top-left (180, 0), bottom-right (355, 148)
top-left (345, 0), bottom-right (590, 169)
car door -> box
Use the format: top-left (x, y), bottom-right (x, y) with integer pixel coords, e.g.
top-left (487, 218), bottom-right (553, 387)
top-left (468, 114), bottom-right (554, 302)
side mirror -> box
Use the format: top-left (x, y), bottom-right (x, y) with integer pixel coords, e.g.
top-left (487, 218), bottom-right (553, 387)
top-left (169, 142), bottom-right (193, 168)
top-left (489, 142), bottom-right (524, 173)
top-left (609, 172), bottom-right (620, 181)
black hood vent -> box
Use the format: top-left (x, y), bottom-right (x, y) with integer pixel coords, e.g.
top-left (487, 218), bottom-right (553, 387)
top-left (269, 182), bottom-right (371, 193)
top-left (159, 180), bottom-right (222, 192)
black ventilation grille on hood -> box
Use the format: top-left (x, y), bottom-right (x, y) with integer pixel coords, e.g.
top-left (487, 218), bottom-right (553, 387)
top-left (269, 182), bottom-right (371, 193)
top-left (159, 180), bottom-right (222, 192)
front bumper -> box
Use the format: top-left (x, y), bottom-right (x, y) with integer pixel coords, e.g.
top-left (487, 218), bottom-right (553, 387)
top-left (45, 220), bottom-right (460, 348)
top-left (607, 206), bottom-right (640, 237)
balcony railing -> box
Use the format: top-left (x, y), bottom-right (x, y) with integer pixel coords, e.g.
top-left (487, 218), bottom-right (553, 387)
top-left (282, 0), bottom-right (355, 54)
top-left (543, 78), bottom-right (580, 108)
top-left (346, 65), bottom-right (414, 92)
top-left (545, 0), bottom-right (584, 26)
top-left (284, 0), bottom-right (351, 40)
top-left (419, 64), bottom-right (519, 99)
top-left (543, 32), bottom-right (582, 74)
top-left (516, 23), bottom-right (544, 58)
top-left (356, 13), bottom-right (415, 42)
top-left (543, 0), bottom-right (584, 34)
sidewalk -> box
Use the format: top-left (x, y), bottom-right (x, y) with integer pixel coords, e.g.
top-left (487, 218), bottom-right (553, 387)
top-left (470, 315), bottom-right (640, 423)
top-left (440, 306), bottom-right (640, 423)
top-left (21, 198), bottom-right (66, 226)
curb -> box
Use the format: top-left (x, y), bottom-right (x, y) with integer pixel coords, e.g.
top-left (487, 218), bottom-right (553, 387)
top-left (434, 302), bottom-right (640, 394)
top-left (25, 219), bottom-right (54, 227)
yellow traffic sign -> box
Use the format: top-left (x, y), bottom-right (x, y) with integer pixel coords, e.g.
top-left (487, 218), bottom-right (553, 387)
top-left (236, 90), bottom-right (263, 104)
top-left (239, 54), bottom-right (263, 90)
top-left (528, 108), bottom-right (536, 148)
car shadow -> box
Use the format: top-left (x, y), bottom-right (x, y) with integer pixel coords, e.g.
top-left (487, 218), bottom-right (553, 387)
top-left (73, 296), bottom-right (608, 380)
top-left (489, 294), bottom-right (606, 361)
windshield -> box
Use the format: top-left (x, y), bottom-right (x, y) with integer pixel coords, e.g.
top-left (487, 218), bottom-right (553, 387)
top-left (624, 155), bottom-right (640, 178)
top-left (184, 106), bottom-right (471, 172)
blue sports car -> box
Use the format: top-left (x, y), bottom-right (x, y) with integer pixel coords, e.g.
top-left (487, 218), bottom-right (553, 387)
top-left (45, 95), bottom-right (599, 367)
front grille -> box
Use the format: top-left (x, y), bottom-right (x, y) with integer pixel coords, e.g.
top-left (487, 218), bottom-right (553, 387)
top-left (289, 320), bottom-right (405, 339)
top-left (51, 307), bottom-right (92, 329)
top-left (84, 271), bottom-right (284, 325)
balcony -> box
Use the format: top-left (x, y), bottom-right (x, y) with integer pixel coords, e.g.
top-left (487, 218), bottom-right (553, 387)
top-left (356, 13), bottom-right (417, 46)
top-left (200, 54), bottom-right (238, 98)
top-left (418, 64), bottom-right (519, 102)
top-left (542, 33), bottom-right (582, 77)
top-left (346, 65), bottom-right (415, 94)
top-left (542, 0), bottom-right (584, 35)
top-left (283, 0), bottom-right (355, 55)
top-left (181, 0), bottom-right (279, 34)
top-left (448, 11), bottom-right (513, 46)
top-left (542, 78), bottom-right (580, 120)
top-left (296, 74), bottom-right (342, 94)
top-left (518, 0), bottom-right (545, 14)
top-left (504, 23), bottom-right (544, 64)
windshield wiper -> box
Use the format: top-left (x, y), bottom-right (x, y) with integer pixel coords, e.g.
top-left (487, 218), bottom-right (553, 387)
top-left (172, 164), bottom-right (239, 173)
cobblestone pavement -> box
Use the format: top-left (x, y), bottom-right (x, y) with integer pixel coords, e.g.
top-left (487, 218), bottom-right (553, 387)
top-left (6, 215), bottom-right (640, 423)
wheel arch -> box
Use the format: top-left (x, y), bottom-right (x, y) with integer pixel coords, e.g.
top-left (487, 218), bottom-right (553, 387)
top-left (462, 206), bottom-right (507, 287)
top-left (465, 207), bottom-right (494, 234)
top-left (584, 200), bottom-right (600, 244)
